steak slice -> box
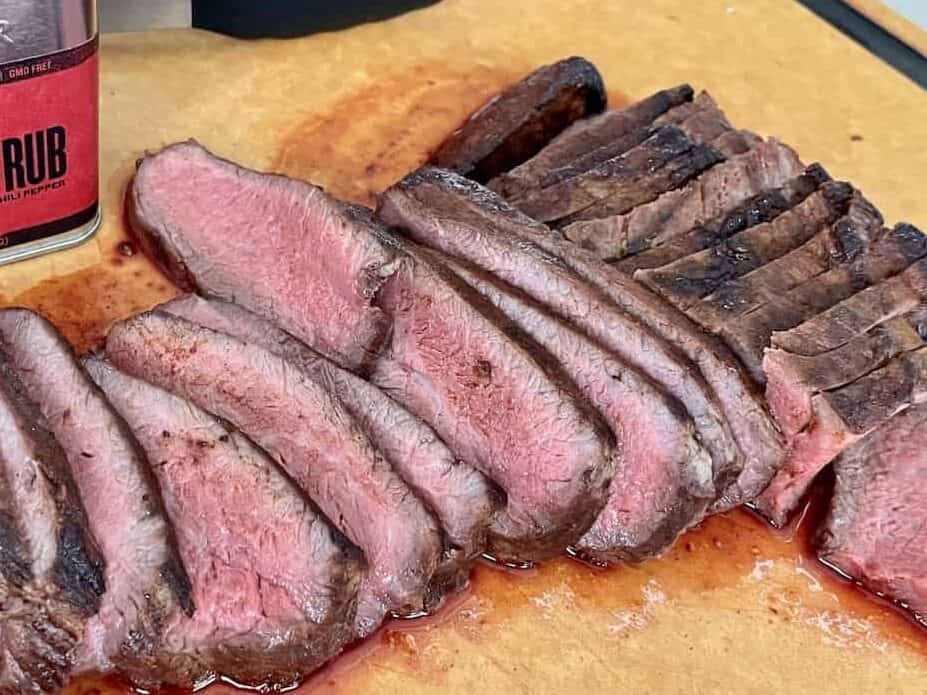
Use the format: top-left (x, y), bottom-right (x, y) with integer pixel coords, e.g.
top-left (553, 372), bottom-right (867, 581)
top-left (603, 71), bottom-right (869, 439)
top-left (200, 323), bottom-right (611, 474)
top-left (818, 402), bottom-right (927, 617)
top-left (0, 353), bottom-right (104, 695)
top-left (637, 181), bottom-right (856, 312)
top-left (756, 260), bottom-right (927, 524)
top-left (0, 309), bottom-right (194, 689)
top-left (378, 168), bottom-right (784, 512)
top-left (84, 359), bottom-right (361, 688)
top-left (433, 251), bottom-right (714, 562)
top-left (654, 91), bottom-right (760, 157)
top-left (128, 140), bottom-right (403, 371)
top-left (613, 165), bottom-right (829, 273)
top-left (512, 126), bottom-right (724, 224)
top-left (369, 239), bottom-right (616, 563)
top-left (718, 219), bottom-right (925, 384)
top-left (562, 140), bottom-right (805, 260)
top-left (773, 233), bottom-right (927, 356)
top-left (488, 84), bottom-right (694, 199)
top-left (159, 294), bottom-right (495, 588)
top-left (692, 192), bottom-right (885, 330)
top-left (105, 311), bottom-right (443, 638)
top-left (428, 56), bottom-right (606, 182)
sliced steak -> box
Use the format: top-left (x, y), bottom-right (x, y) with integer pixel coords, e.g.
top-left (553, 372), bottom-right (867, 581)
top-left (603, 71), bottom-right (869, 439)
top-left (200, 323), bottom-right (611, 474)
top-left (432, 251), bottom-right (713, 562)
top-left (774, 234), bottom-right (927, 356)
top-left (718, 219), bottom-right (926, 384)
top-left (159, 294), bottom-right (495, 588)
top-left (128, 140), bottom-right (403, 371)
top-left (654, 90), bottom-right (759, 156)
top-left (84, 358), bottom-right (361, 689)
top-left (378, 168), bottom-right (784, 512)
top-left (637, 181), bottom-right (856, 312)
top-left (0, 309), bottom-right (194, 689)
top-left (613, 165), bottom-right (829, 273)
top-left (428, 56), bottom-right (606, 182)
top-left (369, 239), bottom-right (616, 563)
top-left (818, 403), bottom-right (927, 616)
top-left (488, 84), bottom-right (693, 199)
top-left (105, 311), bottom-right (443, 638)
top-left (756, 260), bottom-right (927, 524)
top-left (562, 140), bottom-right (805, 260)
top-left (512, 126), bottom-right (724, 224)
top-left (0, 353), bottom-right (104, 695)
top-left (692, 192), bottom-right (885, 329)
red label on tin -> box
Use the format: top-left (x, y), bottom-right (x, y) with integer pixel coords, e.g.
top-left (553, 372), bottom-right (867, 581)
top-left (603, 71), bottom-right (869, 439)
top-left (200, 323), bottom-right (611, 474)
top-left (0, 38), bottom-right (99, 250)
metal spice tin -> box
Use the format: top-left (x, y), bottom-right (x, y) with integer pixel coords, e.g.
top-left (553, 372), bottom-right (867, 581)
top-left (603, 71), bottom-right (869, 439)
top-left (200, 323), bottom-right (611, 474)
top-left (0, 0), bottom-right (100, 266)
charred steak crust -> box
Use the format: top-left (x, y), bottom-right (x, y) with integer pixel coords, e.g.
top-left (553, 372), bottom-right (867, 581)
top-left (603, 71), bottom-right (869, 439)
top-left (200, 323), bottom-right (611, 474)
top-left (0, 308), bottom-right (195, 690)
top-left (128, 140), bottom-right (403, 372)
top-left (488, 84), bottom-right (694, 199)
top-left (428, 56), bottom-right (606, 183)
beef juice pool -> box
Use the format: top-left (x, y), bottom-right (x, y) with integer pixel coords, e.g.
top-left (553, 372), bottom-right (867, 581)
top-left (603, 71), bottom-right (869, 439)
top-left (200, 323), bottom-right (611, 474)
top-left (0, 0), bottom-right (100, 266)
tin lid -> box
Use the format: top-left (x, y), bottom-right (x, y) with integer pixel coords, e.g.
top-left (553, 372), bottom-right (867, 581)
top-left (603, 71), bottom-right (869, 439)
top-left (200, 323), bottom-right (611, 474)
top-left (0, 0), bottom-right (97, 64)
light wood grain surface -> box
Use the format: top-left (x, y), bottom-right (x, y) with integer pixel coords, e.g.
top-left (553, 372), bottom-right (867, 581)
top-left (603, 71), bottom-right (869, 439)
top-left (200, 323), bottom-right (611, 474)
top-left (2, 1), bottom-right (924, 693)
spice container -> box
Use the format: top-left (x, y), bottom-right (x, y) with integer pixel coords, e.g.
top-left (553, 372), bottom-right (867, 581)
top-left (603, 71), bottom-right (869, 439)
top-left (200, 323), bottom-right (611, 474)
top-left (0, 0), bottom-right (99, 266)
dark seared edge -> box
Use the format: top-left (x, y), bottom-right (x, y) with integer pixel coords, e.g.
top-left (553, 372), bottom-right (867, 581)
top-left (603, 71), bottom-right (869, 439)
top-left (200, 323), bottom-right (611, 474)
top-left (428, 56), bottom-right (606, 183)
top-left (488, 84), bottom-right (694, 199)
top-left (614, 165), bottom-right (830, 273)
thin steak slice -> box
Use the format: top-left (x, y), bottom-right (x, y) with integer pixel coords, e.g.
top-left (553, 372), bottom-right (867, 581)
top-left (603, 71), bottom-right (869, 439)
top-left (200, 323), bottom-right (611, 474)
top-left (773, 233), bottom-right (927, 356)
top-left (159, 294), bottom-right (495, 588)
top-left (692, 192), bottom-right (885, 330)
top-left (105, 311), bottom-right (443, 638)
top-left (563, 140), bottom-right (805, 260)
top-left (128, 140), bottom-right (403, 371)
top-left (488, 84), bottom-right (694, 199)
top-left (433, 251), bottom-right (714, 562)
top-left (85, 359), bottom-right (361, 689)
top-left (757, 260), bottom-right (927, 524)
top-left (377, 168), bottom-right (784, 512)
top-left (428, 56), bottom-right (606, 182)
top-left (369, 239), bottom-right (616, 563)
top-left (613, 165), bottom-right (829, 274)
top-left (0, 353), bottom-right (104, 695)
top-left (818, 402), bottom-right (927, 617)
top-left (655, 91), bottom-right (760, 157)
top-left (0, 309), bottom-right (195, 689)
top-left (637, 181), bottom-right (856, 312)
top-left (719, 219), bottom-right (926, 384)
top-left (512, 126), bottom-right (724, 224)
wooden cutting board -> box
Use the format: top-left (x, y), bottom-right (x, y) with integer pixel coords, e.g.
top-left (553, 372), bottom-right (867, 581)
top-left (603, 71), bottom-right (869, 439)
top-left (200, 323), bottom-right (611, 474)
top-left (3, 1), bottom-right (925, 692)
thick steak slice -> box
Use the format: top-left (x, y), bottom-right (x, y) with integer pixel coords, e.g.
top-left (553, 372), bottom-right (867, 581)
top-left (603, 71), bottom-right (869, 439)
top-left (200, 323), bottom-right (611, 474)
top-left (637, 181), bottom-right (856, 312)
top-left (0, 309), bottom-right (194, 689)
top-left (562, 140), bottom-right (805, 260)
top-left (428, 56), bottom-right (606, 182)
top-left (613, 166), bottom-right (829, 273)
top-left (692, 193), bottom-right (885, 329)
top-left (0, 354), bottom-right (104, 695)
top-left (159, 295), bottom-right (495, 588)
top-left (377, 169), bottom-right (784, 512)
top-left (84, 359), bottom-right (361, 689)
top-left (369, 240), bottom-right (616, 563)
top-left (489, 84), bottom-right (693, 199)
top-left (105, 311), bottom-right (442, 638)
top-left (818, 403), bottom-right (927, 616)
top-left (434, 252), bottom-right (714, 562)
top-left (773, 239), bottom-right (927, 356)
top-left (513, 126), bottom-right (724, 224)
top-left (128, 140), bottom-right (402, 371)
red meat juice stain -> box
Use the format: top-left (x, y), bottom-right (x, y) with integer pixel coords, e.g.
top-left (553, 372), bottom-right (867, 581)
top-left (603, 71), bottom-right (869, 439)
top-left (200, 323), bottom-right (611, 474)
top-left (34, 68), bottom-right (926, 694)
